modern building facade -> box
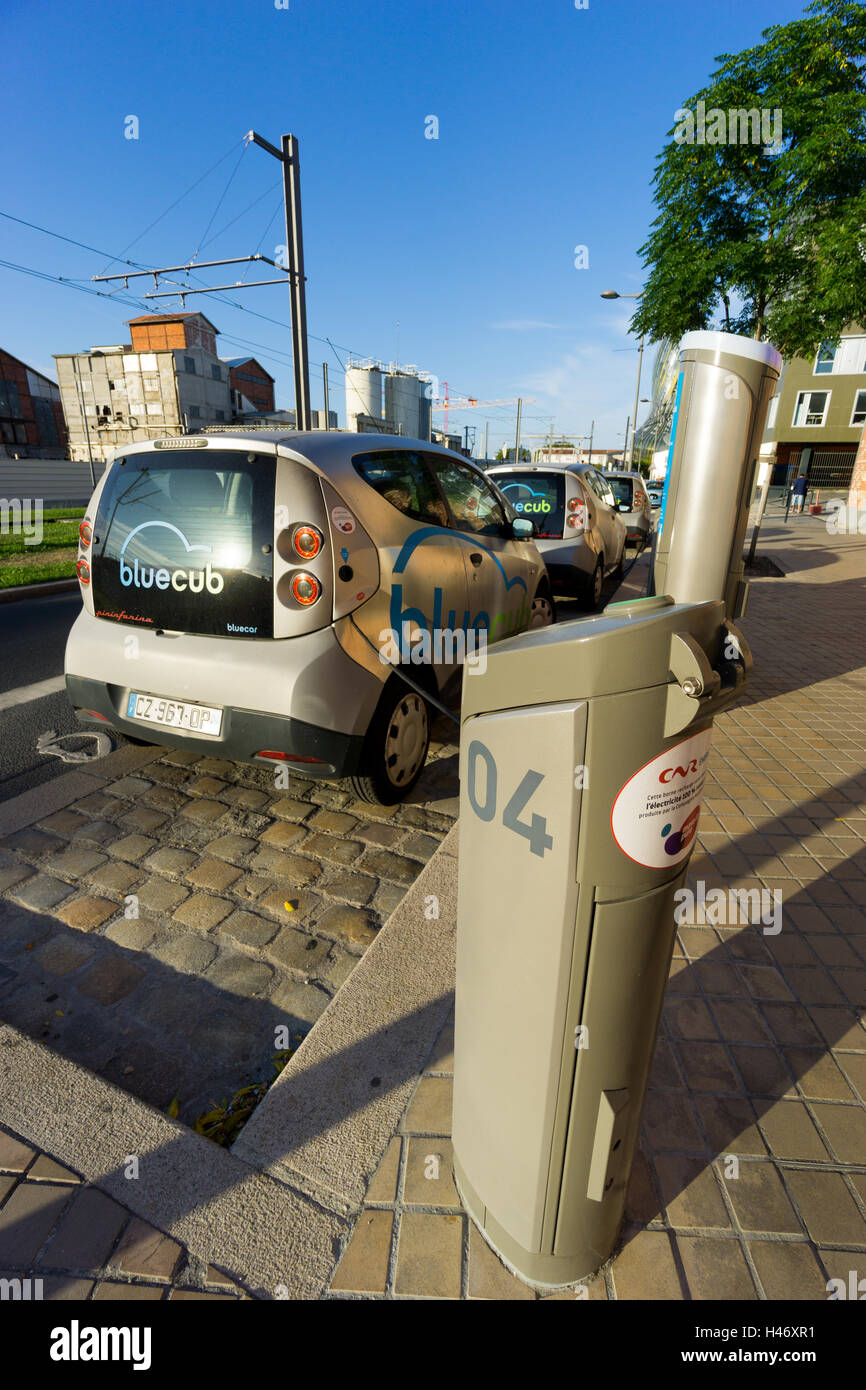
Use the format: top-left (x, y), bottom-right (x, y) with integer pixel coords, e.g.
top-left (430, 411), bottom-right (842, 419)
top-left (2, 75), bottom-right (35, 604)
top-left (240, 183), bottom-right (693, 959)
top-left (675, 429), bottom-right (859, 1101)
top-left (0, 349), bottom-right (66, 458)
top-left (55, 312), bottom-right (233, 463)
top-left (761, 325), bottom-right (866, 496)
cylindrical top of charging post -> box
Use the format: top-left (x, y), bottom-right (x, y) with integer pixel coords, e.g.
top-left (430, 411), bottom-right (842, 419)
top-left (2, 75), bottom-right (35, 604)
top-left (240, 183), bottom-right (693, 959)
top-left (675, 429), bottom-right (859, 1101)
top-left (653, 331), bottom-right (781, 618)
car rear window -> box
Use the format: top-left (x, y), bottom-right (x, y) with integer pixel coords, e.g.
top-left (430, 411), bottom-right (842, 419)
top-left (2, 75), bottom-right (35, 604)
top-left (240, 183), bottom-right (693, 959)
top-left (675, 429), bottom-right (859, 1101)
top-left (608, 478), bottom-right (635, 508)
top-left (91, 450), bottom-right (276, 638)
top-left (492, 471), bottom-right (564, 538)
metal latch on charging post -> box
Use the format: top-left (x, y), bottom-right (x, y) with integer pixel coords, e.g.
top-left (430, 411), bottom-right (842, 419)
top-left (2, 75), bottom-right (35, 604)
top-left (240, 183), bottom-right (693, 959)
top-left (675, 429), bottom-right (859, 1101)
top-left (665, 620), bottom-right (752, 737)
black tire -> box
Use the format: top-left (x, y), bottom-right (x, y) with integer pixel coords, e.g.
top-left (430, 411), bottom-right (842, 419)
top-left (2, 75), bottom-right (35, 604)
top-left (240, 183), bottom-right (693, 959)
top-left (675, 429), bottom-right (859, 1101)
top-left (529, 585), bottom-right (556, 627)
top-left (579, 557), bottom-right (604, 611)
top-left (349, 675), bottom-right (432, 805)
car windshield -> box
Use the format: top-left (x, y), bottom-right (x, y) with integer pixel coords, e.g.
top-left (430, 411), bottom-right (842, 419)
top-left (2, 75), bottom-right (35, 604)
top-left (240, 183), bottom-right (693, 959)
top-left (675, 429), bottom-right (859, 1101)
top-left (492, 471), bottom-right (564, 538)
top-left (608, 477), bottom-right (635, 508)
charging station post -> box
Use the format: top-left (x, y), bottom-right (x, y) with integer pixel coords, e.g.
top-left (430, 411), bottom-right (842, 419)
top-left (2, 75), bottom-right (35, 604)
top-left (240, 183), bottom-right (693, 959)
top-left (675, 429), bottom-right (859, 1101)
top-left (452, 330), bottom-right (780, 1288)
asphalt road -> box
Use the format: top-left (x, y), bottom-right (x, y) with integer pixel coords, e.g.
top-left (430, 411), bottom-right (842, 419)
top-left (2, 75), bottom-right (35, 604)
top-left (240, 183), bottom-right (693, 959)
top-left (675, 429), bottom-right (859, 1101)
top-left (0, 589), bottom-right (103, 803)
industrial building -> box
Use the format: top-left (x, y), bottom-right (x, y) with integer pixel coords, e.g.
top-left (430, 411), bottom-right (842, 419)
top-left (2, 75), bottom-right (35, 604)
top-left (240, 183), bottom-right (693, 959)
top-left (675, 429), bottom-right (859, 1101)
top-left (344, 360), bottom-right (432, 438)
top-left (55, 312), bottom-right (233, 463)
top-left (433, 429), bottom-right (467, 455)
top-left (0, 348), bottom-right (66, 458)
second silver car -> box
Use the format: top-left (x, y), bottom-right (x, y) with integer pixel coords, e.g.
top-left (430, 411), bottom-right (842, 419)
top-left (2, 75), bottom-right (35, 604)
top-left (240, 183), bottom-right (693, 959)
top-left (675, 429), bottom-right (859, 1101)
top-left (486, 462), bottom-right (627, 609)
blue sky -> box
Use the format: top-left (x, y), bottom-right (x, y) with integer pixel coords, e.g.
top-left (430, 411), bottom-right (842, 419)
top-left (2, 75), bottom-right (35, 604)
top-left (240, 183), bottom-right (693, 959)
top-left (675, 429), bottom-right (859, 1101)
top-left (4, 0), bottom-right (804, 456)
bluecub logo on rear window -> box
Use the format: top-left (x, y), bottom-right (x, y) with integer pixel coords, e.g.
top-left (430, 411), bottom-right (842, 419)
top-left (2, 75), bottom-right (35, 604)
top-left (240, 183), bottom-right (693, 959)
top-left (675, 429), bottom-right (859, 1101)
top-left (92, 450), bottom-right (276, 638)
top-left (119, 523), bottom-right (225, 594)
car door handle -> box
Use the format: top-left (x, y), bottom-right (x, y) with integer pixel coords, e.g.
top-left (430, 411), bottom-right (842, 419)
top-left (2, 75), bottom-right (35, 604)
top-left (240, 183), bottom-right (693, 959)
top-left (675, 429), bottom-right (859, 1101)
top-left (469, 552), bottom-right (484, 567)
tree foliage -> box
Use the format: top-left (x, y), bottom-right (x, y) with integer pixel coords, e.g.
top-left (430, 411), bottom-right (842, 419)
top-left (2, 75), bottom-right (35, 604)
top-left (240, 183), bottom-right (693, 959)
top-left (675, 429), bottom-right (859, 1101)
top-left (633, 0), bottom-right (866, 357)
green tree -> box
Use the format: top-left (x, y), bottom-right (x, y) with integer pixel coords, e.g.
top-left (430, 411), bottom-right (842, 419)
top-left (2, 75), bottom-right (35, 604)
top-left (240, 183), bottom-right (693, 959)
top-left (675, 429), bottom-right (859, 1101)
top-left (633, 0), bottom-right (866, 358)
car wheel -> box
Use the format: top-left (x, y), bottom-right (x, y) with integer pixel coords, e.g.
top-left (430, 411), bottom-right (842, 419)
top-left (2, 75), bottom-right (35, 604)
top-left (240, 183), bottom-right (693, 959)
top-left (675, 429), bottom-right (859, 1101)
top-left (579, 557), bottom-right (604, 611)
top-left (529, 588), bottom-right (555, 627)
top-left (349, 677), bottom-right (431, 804)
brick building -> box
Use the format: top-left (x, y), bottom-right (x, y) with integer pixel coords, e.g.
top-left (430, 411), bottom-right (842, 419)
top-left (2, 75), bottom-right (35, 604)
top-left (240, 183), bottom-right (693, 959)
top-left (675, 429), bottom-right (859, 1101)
top-left (222, 356), bottom-right (275, 414)
top-left (0, 348), bottom-right (67, 458)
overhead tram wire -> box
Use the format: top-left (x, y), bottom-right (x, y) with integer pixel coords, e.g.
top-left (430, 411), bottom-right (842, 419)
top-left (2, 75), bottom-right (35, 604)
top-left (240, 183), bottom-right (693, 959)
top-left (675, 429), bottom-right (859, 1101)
top-left (0, 250), bottom-right (518, 435)
top-left (1, 211), bottom-right (530, 431)
top-left (198, 186), bottom-right (283, 254)
top-left (188, 142), bottom-right (250, 266)
top-left (94, 138), bottom-right (250, 276)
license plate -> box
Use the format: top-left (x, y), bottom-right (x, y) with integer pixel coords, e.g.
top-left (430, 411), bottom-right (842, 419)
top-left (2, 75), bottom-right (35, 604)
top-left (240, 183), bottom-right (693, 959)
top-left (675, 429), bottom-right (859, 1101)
top-left (126, 692), bottom-right (223, 736)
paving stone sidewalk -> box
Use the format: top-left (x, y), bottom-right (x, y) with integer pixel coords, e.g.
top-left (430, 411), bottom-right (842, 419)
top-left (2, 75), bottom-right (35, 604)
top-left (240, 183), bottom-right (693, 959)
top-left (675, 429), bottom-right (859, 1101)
top-left (328, 516), bottom-right (866, 1299)
top-left (0, 1124), bottom-right (246, 1300)
top-left (0, 713), bottom-right (458, 1126)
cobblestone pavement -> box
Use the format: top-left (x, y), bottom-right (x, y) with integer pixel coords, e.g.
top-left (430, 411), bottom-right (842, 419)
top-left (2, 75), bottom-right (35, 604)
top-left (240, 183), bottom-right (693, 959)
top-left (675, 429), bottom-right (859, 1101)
top-left (0, 1124), bottom-right (246, 1300)
top-left (0, 713), bottom-right (458, 1125)
top-left (328, 517), bottom-right (866, 1299)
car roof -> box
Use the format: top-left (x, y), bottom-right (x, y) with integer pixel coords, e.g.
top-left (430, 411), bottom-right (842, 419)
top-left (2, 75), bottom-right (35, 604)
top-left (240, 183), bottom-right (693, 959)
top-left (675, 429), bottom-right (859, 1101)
top-left (117, 430), bottom-right (486, 490)
top-left (488, 462), bottom-right (581, 476)
top-left (606, 470), bottom-right (645, 481)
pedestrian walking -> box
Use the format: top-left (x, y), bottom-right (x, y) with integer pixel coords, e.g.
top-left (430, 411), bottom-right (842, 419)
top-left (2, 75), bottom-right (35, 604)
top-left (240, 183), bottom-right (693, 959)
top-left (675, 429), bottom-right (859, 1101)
top-left (791, 473), bottom-right (808, 513)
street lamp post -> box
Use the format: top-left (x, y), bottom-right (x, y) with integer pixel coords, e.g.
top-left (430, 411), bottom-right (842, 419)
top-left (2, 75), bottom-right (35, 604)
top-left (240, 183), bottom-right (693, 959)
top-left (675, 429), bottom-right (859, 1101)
top-left (601, 290), bottom-right (644, 469)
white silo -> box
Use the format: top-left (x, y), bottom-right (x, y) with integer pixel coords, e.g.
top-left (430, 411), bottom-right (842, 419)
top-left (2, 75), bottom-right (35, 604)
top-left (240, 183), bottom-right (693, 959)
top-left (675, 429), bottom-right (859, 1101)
top-left (418, 387), bottom-right (432, 441)
top-left (345, 361), bottom-right (383, 430)
top-left (385, 368), bottom-right (425, 439)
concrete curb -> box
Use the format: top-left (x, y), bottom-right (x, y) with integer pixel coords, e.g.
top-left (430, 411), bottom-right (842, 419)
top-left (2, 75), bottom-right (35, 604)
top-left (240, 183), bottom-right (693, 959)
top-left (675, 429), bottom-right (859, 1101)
top-left (0, 1026), bottom-right (348, 1299)
top-left (0, 579), bottom-right (78, 604)
top-left (233, 824), bottom-right (459, 1213)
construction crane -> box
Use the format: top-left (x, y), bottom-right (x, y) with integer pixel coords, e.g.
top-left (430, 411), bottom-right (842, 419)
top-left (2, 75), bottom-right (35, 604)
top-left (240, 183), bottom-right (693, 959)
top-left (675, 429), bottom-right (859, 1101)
top-left (430, 383), bottom-right (535, 434)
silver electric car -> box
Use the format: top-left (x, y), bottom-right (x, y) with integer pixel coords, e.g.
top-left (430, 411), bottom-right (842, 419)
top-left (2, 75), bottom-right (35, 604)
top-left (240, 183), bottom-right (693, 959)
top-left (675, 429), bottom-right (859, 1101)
top-left (486, 462), bottom-right (627, 609)
top-left (606, 469), bottom-right (652, 551)
top-left (66, 432), bottom-right (553, 802)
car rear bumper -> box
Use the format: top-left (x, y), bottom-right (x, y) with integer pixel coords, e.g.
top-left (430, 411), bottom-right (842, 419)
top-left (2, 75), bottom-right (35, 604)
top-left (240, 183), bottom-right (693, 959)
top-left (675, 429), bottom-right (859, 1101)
top-left (64, 608), bottom-right (383, 777)
top-left (67, 675), bottom-right (365, 777)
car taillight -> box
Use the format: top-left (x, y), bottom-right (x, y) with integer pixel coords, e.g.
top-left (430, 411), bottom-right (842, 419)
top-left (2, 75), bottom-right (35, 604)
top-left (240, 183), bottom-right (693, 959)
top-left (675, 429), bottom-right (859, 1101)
top-left (79, 520), bottom-right (92, 547)
top-left (291, 572), bottom-right (320, 605)
top-left (568, 498), bottom-right (580, 510)
top-left (292, 524), bottom-right (323, 560)
top-left (76, 559), bottom-right (90, 584)
top-left (567, 516), bottom-right (582, 529)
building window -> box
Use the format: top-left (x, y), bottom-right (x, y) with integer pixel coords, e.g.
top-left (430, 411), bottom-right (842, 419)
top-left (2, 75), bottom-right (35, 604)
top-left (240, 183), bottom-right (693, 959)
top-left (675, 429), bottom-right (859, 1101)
top-left (215, 410), bottom-right (225, 421)
top-left (814, 342), bottom-right (836, 375)
top-left (210, 364), bottom-right (221, 380)
top-left (184, 357), bottom-right (196, 374)
top-left (766, 396), bottom-right (779, 430)
top-left (792, 390), bottom-right (830, 427)
top-left (0, 379), bottom-right (21, 417)
top-left (851, 390), bottom-right (866, 428)
top-left (188, 405), bottom-right (201, 419)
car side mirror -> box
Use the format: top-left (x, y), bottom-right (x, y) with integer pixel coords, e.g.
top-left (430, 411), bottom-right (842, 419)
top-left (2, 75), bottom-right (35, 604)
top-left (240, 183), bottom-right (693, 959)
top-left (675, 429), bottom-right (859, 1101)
top-left (618, 502), bottom-right (630, 512)
top-left (512, 517), bottom-right (534, 539)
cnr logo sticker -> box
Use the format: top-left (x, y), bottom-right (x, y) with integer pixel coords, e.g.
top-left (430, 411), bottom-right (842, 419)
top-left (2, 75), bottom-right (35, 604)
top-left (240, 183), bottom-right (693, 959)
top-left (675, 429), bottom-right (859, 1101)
top-left (659, 758), bottom-right (699, 784)
top-left (611, 727), bottom-right (712, 869)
